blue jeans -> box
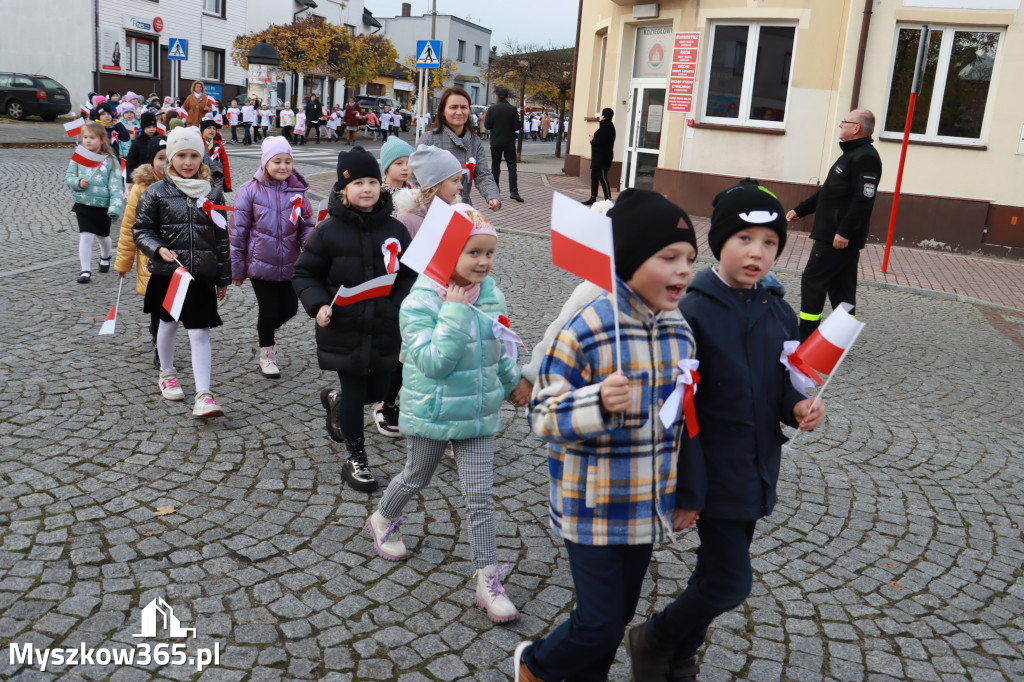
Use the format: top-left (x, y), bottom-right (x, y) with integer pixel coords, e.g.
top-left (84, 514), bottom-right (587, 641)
top-left (243, 123), bottom-right (251, 144)
top-left (230, 124), bottom-right (238, 142)
top-left (524, 541), bottom-right (652, 681)
top-left (648, 517), bottom-right (757, 660)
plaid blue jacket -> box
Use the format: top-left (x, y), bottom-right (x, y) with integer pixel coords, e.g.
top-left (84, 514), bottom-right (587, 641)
top-left (529, 279), bottom-right (696, 545)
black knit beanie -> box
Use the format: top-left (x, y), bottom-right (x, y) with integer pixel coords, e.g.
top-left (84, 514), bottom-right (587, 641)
top-left (336, 146), bottom-right (382, 188)
top-left (199, 118), bottom-right (220, 132)
top-left (708, 178), bottom-right (787, 259)
top-left (143, 135), bottom-right (167, 166)
top-left (140, 111), bottom-right (157, 130)
top-left (608, 188), bottom-right (697, 281)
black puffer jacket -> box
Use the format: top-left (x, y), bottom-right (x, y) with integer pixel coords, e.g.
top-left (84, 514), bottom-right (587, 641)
top-left (590, 119), bottom-right (615, 171)
top-left (133, 178), bottom-right (230, 285)
top-left (292, 188), bottom-right (415, 375)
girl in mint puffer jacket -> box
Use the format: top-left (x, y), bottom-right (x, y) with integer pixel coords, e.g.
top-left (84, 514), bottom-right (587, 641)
top-left (364, 204), bottom-right (531, 625)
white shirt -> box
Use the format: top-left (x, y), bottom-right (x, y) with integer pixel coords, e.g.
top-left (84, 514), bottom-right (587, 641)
top-left (242, 105), bottom-right (255, 124)
top-left (260, 108), bottom-right (272, 126)
top-left (390, 112), bottom-right (402, 129)
top-left (380, 112), bottom-right (392, 128)
top-left (227, 107), bottom-right (239, 125)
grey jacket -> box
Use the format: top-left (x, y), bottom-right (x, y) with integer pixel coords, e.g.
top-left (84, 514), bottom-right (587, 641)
top-left (418, 126), bottom-right (501, 205)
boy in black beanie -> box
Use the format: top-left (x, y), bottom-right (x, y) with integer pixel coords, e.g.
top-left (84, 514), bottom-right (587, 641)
top-left (517, 188), bottom-right (699, 682)
top-left (124, 111), bottom-right (160, 182)
top-left (623, 179), bottom-right (826, 680)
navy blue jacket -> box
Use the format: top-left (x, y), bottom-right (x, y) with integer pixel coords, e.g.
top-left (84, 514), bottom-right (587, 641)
top-left (675, 268), bottom-right (805, 520)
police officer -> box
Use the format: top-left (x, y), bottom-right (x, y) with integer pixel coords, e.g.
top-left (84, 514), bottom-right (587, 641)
top-left (786, 109), bottom-right (882, 341)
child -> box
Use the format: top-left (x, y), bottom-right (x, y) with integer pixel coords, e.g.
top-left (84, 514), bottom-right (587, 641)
top-left (294, 109), bottom-right (307, 146)
top-left (200, 119), bottom-right (232, 193)
top-left (132, 127), bottom-right (231, 419)
top-left (325, 106), bottom-right (340, 143)
top-left (115, 135), bottom-right (167, 368)
top-left (95, 102), bottom-right (132, 158)
top-left (622, 180), bottom-right (826, 681)
top-left (279, 101), bottom-right (295, 142)
top-left (65, 121), bottom-right (124, 284)
top-left (365, 205), bottom-right (530, 623)
top-left (241, 99), bottom-right (256, 145)
top-left (364, 108), bottom-right (380, 141)
top-left (231, 137), bottom-right (314, 378)
top-left (394, 144), bottom-right (463, 236)
top-left (291, 147), bottom-right (416, 490)
top-left (124, 111), bottom-right (160, 186)
top-left (259, 103), bottom-right (272, 140)
top-left (227, 99), bottom-right (241, 144)
top-left (378, 107), bottom-right (391, 142)
top-left (119, 103), bottom-right (138, 137)
top-left (379, 136), bottom-right (415, 209)
top-left (515, 189), bottom-right (699, 682)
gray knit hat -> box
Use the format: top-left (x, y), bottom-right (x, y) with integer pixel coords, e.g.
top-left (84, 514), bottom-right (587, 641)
top-left (409, 144), bottom-right (462, 189)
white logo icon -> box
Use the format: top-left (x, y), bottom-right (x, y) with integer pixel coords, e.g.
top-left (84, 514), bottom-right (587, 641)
top-left (133, 597), bottom-right (196, 639)
top-left (738, 211), bottom-right (779, 224)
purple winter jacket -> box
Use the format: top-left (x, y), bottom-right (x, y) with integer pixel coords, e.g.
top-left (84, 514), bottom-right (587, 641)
top-left (230, 169), bottom-right (316, 282)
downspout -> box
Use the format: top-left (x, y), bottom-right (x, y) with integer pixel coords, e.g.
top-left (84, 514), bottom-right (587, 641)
top-left (850, 0), bottom-right (874, 110)
top-left (565, 0), bottom-right (584, 165)
top-left (94, 0), bottom-right (101, 94)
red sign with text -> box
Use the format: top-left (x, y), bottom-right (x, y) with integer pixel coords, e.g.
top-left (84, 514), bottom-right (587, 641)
top-left (668, 31), bottom-right (701, 114)
top-left (153, 17), bottom-right (163, 32)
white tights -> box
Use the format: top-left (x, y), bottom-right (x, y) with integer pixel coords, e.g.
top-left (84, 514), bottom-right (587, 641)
top-left (157, 321), bottom-right (212, 393)
top-left (78, 233), bottom-right (112, 272)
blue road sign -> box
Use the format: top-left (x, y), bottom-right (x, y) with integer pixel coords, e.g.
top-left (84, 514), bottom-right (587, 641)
top-left (168, 38), bottom-right (188, 61)
top-left (416, 40), bottom-right (442, 69)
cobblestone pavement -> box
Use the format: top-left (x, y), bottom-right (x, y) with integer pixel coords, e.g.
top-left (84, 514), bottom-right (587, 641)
top-left (1, 149), bottom-right (1022, 681)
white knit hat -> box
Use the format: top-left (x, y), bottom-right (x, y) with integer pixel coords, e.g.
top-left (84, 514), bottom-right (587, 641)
top-left (166, 126), bottom-right (205, 165)
top-left (409, 144), bottom-right (462, 189)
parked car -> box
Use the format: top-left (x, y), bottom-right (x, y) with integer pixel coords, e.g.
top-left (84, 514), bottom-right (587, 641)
top-left (356, 96), bottom-right (413, 131)
top-left (0, 73), bottom-right (71, 120)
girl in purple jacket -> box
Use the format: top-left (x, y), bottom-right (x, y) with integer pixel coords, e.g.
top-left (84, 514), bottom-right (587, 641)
top-left (230, 137), bottom-right (315, 378)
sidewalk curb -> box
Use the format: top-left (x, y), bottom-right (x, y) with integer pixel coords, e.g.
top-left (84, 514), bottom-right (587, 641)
top-left (0, 142), bottom-right (74, 149)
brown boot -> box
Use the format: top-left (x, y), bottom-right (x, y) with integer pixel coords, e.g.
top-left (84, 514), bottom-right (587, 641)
top-left (513, 641), bottom-right (543, 682)
top-left (668, 654), bottom-right (699, 682)
top-left (624, 621), bottom-right (673, 681)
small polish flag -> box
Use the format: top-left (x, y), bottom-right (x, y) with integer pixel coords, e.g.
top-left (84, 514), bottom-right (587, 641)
top-left (550, 191), bottom-right (615, 291)
top-left (157, 122), bottom-right (167, 134)
top-left (289, 195), bottom-right (304, 224)
top-left (400, 198), bottom-right (473, 286)
top-left (71, 145), bottom-right (106, 168)
top-left (333, 273), bottom-right (397, 306)
top-left (316, 198), bottom-right (329, 223)
top-left (162, 266), bottom-right (194, 321)
top-left (80, 102), bottom-right (93, 115)
top-left (98, 304), bottom-right (118, 335)
top-left (788, 303), bottom-right (865, 381)
top-left (63, 118), bottom-right (85, 137)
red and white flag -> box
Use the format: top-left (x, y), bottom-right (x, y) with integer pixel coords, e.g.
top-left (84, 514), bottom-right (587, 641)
top-left (197, 197), bottom-right (227, 229)
top-left (461, 157), bottom-right (476, 184)
top-left (316, 198), bottom-right (329, 223)
top-left (209, 145), bottom-right (221, 161)
top-left (333, 273), bottom-right (397, 306)
top-left (162, 266), bottom-right (194, 320)
top-left (71, 145), bottom-right (106, 168)
top-left (98, 304), bottom-right (118, 335)
top-left (156, 122), bottom-right (167, 134)
top-left (400, 198), bottom-right (473, 286)
top-left (787, 303), bottom-right (865, 383)
top-left (659, 359), bottom-right (701, 436)
top-left (110, 130), bottom-right (119, 146)
top-left (289, 195), bottom-right (304, 224)
top-left (63, 118), bottom-right (85, 137)
top-left (550, 191), bottom-right (615, 291)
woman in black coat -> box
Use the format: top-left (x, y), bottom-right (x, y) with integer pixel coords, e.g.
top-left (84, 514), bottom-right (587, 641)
top-left (583, 108), bottom-right (615, 205)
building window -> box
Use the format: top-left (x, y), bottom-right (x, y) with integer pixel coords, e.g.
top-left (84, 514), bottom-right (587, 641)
top-left (457, 40), bottom-right (466, 62)
top-left (883, 25), bottom-right (999, 143)
top-left (202, 0), bottom-right (224, 18)
top-left (595, 32), bottom-right (607, 115)
top-left (474, 45), bottom-right (482, 65)
top-left (202, 48), bottom-right (224, 81)
top-left (126, 34), bottom-right (155, 76)
top-left (701, 22), bottom-right (795, 127)
top-left (344, 24), bottom-right (355, 35)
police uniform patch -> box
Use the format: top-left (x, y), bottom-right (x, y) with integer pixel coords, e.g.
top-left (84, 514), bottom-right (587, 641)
top-left (863, 183), bottom-right (876, 198)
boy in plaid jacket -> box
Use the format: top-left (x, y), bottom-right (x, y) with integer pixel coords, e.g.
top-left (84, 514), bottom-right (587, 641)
top-left (515, 189), bottom-right (699, 682)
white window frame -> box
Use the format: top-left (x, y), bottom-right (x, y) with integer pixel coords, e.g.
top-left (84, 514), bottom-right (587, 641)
top-left (125, 34), bottom-right (155, 77)
top-left (202, 0), bottom-right (223, 17)
top-left (457, 40), bottom-right (466, 62)
top-left (699, 21), bottom-right (797, 130)
top-left (595, 32), bottom-right (607, 115)
top-left (201, 48), bottom-right (223, 82)
top-left (880, 23), bottom-right (1002, 146)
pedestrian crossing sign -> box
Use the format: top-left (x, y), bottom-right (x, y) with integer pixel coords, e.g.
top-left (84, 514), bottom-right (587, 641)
top-left (416, 40), bottom-right (442, 69)
top-left (168, 38), bottom-right (188, 61)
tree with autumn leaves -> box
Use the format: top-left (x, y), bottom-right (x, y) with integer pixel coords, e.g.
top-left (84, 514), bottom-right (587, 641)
top-left (232, 15), bottom-right (398, 92)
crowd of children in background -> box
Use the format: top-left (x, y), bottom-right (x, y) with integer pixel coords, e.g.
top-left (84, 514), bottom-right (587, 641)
top-left (68, 84), bottom-right (830, 681)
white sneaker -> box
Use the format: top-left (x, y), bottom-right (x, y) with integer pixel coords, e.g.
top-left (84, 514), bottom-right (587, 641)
top-left (192, 391), bottom-right (224, 418)
top-left (259, 345), bottom-right (280, 378)
top-left (474, 563), bottom-right (519, 623)
top-left (159, 369), bottom-right (184, 401)
top-left (365, 510), bottom-right (409, 561)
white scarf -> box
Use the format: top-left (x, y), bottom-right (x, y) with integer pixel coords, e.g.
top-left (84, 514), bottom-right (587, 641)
top-left (166, 171), bottom-right (211, 198)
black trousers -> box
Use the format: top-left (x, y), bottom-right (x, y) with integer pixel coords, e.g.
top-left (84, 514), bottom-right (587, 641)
top-left (799, 239), bottom-right (860, 339)
top-left (305, 122), bottom-right (321, 143)
top-left (490, 143), bottom-right (518, 195)
top-left (250, 278), bottom-right (298, 347)
top-left (281, 126), bottom-right (292, 142)
top-left (335, 368), bottom-right (402, 442)
top-left (591, 165), bottom-right (611, 200)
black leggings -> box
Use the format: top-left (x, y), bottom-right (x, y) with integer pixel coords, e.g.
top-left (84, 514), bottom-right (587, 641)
top-left (591, 165), bottom-right (611, 200)
top-left (335, 368), bottom-right (402, 441)
top-left (306, 122), bottom-right (321, 143)
top-left (250, 278), bottom-right (298, 347)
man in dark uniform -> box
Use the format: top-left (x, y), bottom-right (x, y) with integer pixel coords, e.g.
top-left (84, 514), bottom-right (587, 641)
top-left (485, 87), bottom-right (524, 202)
top-left (786, 109), bottom-right (882, 341)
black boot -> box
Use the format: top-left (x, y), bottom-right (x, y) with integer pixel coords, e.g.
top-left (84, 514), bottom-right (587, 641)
top-left (799, 318), bottom-right (819, 343)
top-left (624, 621), bottom-right (673, 681)
top-left (581, 196), bottom-right (596, 206)
top-left (342, 436), bottom-right (378, 492)
top-left (668, 655), bottom-right (699, 682)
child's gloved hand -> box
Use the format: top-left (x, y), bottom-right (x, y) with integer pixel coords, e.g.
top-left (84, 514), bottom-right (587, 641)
top-left (600, 371), bottom-right (631, 413)
top-left (794, 398), bottom-right (826, 430)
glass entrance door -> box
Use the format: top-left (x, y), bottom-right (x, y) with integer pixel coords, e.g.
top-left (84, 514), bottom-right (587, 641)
top-left (623, 86), bottom-right (666, 191)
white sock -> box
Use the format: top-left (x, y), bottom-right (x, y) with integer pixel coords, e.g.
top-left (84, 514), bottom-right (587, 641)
top-left (157, 320), bottom-right (177, 371)
top-left (98, 236), bottom-right (112, 260)
top-left (188, 328), bottom-right (212, 393)
top-left (78, 233), bottom-right (94, 272)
